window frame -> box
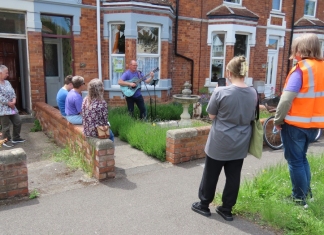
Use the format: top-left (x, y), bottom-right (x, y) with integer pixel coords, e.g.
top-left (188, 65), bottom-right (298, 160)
top-left (109, 23), bottom-right (126, 87)
top-left (223, 0), bottom-right (242, 5)
top-left (304, 0), bottom-right (317, 17)
top-left (272, 0), bottom-right (282, 12)
top-left (136, 23), bottom-right (161, 85)
top-left (210, 32), bottom-right (226, 85)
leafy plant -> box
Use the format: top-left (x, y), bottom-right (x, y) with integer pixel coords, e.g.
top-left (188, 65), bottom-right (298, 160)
top-left (29, 189), bottom-right (40, 199)
top-left (30, 119), bottom-right (42, 132)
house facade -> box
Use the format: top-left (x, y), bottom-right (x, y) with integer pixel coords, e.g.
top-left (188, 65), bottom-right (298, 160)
top-left (0, 0), bottom-right (323, 113)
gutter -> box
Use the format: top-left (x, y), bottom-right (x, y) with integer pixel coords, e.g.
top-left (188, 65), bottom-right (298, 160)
top-left (97, 0), bottom-right (102, 80)
top-left (175, 0), bottom-right (194, 90)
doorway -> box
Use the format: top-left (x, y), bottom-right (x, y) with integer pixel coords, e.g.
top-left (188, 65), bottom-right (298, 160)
top-left (0, 38), bottom-right (22, 110)
top-left (264, 38), bottom-right (279, 98)
top-left (43, 38), bottom-right (64, 106)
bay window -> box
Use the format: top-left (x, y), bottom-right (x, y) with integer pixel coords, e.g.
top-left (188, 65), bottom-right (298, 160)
top-left (110, 23), bottom-right (125, 85)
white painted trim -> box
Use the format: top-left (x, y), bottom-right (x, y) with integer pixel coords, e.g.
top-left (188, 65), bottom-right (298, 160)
top-left (102, 2), bottom-right (171, 11)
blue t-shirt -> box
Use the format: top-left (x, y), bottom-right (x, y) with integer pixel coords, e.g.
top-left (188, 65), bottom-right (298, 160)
top-left (56, 87), bottom-right (68, 116)
top-left (65, 89), bottom-right (83, 116)
top-left (120, 70), bottom-right (145, 97)
top-left (284, 67), bottom-right (302, 93)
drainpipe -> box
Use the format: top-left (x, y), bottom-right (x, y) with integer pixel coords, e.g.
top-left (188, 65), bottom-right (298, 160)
top-left (175, 0), bottom-right (194, 90)
top-left (97, 0), bottom-right (102, 80)
top-left (286, 0), bottom-right (297, 74)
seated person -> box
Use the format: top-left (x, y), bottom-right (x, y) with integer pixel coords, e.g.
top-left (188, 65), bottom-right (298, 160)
top-left (56, 75), bottom-right (73, 116)
top-left (65, 76), bottom-right (86, 125)
top-left (82, 78), bottom-right (114, 142)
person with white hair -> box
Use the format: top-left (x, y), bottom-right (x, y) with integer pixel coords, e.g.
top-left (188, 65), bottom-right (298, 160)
top-left (0, 65), bottom-right (25, 147)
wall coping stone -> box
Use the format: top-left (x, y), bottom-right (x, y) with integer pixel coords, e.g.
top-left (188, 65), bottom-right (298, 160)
top-left (0, 148), bottom-right (26, 164)
top-left (167, 128), bottom-right (198, 138)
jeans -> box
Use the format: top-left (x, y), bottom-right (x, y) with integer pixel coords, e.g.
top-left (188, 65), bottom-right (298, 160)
top-left (198, 156), bottom-right (244, 210)
top-left (66, 115), bottom-right (82, 125)
top-left (126, 95), bottom-right (146, 119)
top-left (109, 129), bottom-right (114, 142)
top-left (281, 123), bottom-right (318, 200)
top-left (0, 114), bottom-right (22, 140)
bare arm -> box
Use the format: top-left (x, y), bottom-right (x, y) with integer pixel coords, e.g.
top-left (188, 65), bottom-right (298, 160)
top-left (209, 114), bottom-right (216, 120)
top-left (118, 79), bottom-right (136, 88)
top-left (144, 72), bottom-right (155, 84)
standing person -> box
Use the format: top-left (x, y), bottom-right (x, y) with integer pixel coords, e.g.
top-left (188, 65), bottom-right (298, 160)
top-left (118, 60), bottom-right (154, 119)
top-left (191, 56), bottom-right (256, 221)
top-left (274, 33), bottom-right (324, 207)
top-left (0, 65), bottom-right (25, 147)
top-left (56, 75), bottom-right (73, 116)
top-left (82, 79), bottom-right (114, 142)
top-left (65, 75), bottom-right (86, 125)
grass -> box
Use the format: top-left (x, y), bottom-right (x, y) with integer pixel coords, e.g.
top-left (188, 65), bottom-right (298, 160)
top-left (29, 189), bottom-right (40, 199)
top-left (30, 119), bottom-right (42, 132)
top-left (53, 143), bottom-right (93, 177)
top-left (214, 154), bottom-right (324, 235)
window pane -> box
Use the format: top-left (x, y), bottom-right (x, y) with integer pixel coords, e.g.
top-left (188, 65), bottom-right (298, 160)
top-left (0, 12), bottom-right (25, 34)
top-left (224, 0), bottom-right (240, 3)
top-left (44, 43), bottom-right (58, 76)
top-left (41, 15), bottom-right (71, 35)
top-left (268, 39), bottom-right (278, 50)
top-left (234, 34), bottom-right (247, 57)
top-left (137, 26), bottom-right (159, 54)
top-left (111, 24), bottom-right (125, 54)
top-left (272, 0), bottom-right (280, 10)
top-left (62, 38), bottom-right (73, 77)
top-left (211, 59), bottom-right (224, 82)
top-left (304, 1), bottom-right (315, 16)
top-left (137, 57), bottom-right (159, 80)
top-left (212, 34), bottom-right (225, 57)
top-left (111, 56), bottom-right (125, 85)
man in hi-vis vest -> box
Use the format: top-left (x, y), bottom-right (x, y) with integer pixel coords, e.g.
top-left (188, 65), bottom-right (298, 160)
top-left (274, 33), bottom-right (324, 208)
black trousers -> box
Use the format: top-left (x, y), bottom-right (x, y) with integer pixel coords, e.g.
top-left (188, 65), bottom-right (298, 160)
top-left (198, 156), bottom-right (244, 210)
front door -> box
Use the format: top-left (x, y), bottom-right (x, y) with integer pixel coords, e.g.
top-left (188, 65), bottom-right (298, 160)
top-left (44, 38), bottom-right (63, 106)
top-left (0, 38), bottom-right (22, 110)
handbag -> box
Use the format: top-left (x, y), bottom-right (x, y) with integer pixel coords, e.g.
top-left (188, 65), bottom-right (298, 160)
top-left (96, 126), bottom-right (110, 139)
top-left (248, 91), bottom-right (264, 159)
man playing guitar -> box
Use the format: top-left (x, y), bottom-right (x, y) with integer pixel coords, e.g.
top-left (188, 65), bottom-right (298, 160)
top-left (118, 60), bottom-right (154, 119)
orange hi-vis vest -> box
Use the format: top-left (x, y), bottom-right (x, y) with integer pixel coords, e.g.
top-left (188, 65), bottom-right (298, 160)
top-left (284, 59), bottom-right (324, 128)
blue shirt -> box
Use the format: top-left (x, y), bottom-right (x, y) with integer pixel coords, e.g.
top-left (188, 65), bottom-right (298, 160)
top-left (56, 87), bottom-right (68, 116)
top-left (120, 70), bottom-right (145, 97)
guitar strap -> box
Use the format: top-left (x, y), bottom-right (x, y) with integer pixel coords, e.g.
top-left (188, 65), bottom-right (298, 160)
top-left (137, 71), bottom-right (143, 89)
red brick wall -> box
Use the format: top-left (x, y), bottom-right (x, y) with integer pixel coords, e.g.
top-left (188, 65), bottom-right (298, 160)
top-left (0, 149), bottom-right (28, 200)
top-left (34, 102), bottom-right (115, 180)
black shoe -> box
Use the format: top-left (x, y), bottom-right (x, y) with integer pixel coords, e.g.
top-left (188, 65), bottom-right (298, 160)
top-left (11, 138), bottom-right (26, 143)
top-left (2, 141), bottom-right (14, 147)
top-left (216, 206), bottom-right (233, 221)
top-left (191, 202), bottom-right (211, 217)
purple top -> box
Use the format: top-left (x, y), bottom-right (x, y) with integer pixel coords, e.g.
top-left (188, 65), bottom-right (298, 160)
top-left (120, 70), bottom-right (145, 97)
top-left (284, 67), bottom-right (302, 93)
top-left (82, 98), bottom-right (108, 137)
top-left (65, 89), bottom-right (82, 115)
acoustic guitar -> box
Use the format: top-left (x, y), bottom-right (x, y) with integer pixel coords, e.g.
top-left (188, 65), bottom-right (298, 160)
top-left (120, 67), bottom-right (159, 97)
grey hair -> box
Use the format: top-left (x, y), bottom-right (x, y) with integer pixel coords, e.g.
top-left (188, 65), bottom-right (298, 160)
top-left (72, 75), bottom-right (84, 88)
top-left (0, 65), bottom-right (8, 73)
top-left (289, 33), bottom-right (322, 60)
top-left (86, 78), bottom-right (104, 105)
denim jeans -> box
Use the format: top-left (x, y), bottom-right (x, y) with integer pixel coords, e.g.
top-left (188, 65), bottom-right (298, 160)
top-left (126, 95), bottom-right (146, 119)
top-left (66, 115), bottom-right (82, 125)
top-left (281, 123), bottom-right (318, 200)
top-left (109, 129), bottom-right (114, 142)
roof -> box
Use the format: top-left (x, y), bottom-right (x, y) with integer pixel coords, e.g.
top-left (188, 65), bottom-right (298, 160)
top-left (294, 17), bottom-right (324, 29)
top-left (207, 5), bottom-right (259, 21)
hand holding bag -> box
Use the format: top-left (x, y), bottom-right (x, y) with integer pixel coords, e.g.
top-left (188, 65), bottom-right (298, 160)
top-left (248, 92), bottom-right (264, 159)
top-left (96, 126), bottom-right (110, 139)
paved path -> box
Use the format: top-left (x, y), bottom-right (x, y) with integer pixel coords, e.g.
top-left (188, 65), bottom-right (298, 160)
top-left (1, 121), bottom-right (324, 234)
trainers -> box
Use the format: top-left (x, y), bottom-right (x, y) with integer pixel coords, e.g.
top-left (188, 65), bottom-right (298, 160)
top-left (191, 202), bottom-right (211, 217)
top-left (2, 141), bottom-right (14, 147)
top-left (11, 138), bottom-right (26, 143)
top-left (216, 206), bottom-right (233, 221)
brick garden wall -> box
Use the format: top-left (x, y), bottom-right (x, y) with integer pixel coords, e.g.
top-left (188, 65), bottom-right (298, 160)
top-left (33, 102), bottom-right (115, 181)
top-left (0, 148), bottom-right (28, 200)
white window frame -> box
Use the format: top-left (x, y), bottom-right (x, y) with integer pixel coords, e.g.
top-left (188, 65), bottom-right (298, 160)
top-left (304, 0), bottom-right (317, 17)
top-left (109, 23), bottom-right (126, 87)
top-left (223, 0), bottom-right (242, 5)
top-left (272, 0), bottom-right (282, 12)
top-left (136, 23), bottom-right (161, 86)
top-left (210, 33), bottom-right (226, 85)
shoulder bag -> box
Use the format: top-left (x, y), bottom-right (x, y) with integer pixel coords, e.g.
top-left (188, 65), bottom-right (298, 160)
top-left (97, 126), bottom-right (110, 139)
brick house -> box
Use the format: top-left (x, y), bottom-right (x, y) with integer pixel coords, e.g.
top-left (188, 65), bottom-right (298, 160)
top-left (0, 0), bottom-right (323, 113)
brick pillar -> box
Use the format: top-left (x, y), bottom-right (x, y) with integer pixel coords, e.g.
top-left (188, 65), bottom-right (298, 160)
top-left (0, 148), bottom-right (28, 200)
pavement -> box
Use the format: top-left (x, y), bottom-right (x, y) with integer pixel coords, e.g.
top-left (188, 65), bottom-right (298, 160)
top-left (0, 119), bottom-right (324, 234)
